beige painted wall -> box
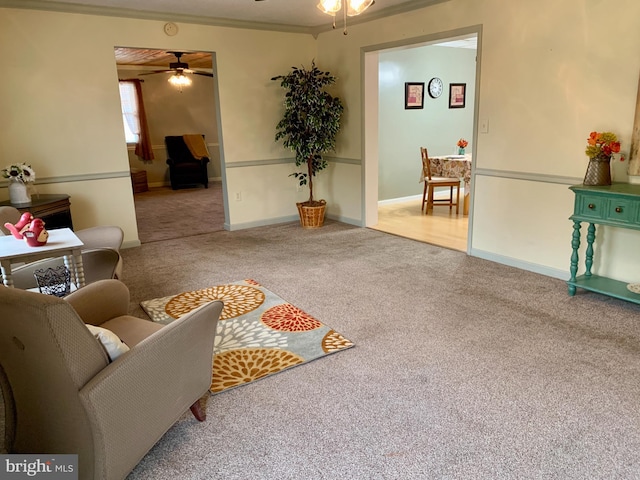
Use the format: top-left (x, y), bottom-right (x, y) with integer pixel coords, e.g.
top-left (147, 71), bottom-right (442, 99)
top-left (0, 8), bottom-right (316, 245)
top-left (2, 1), bottom-right (640, 283)
top-left (315, 0), bottom-right (640, 280)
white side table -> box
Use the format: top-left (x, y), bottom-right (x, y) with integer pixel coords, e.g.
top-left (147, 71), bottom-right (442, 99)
top-left (0, 228), bottom-right (85, 288)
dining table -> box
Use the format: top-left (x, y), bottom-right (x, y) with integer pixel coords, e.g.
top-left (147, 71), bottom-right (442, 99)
top-left (426, 154), bottom-right (472, 215)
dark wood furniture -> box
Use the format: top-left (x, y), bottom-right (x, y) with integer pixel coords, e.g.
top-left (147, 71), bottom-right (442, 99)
top-left (130, 168), bottom-right (148, 193)
top-left (0, 193), bottom-right (73, 230)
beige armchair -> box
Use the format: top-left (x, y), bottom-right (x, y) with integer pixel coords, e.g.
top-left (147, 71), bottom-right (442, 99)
top-left (0, 279), bottom-right (223, 480)
top-left (74, 226), bottom-right (124, 279)
top-left (10, 248), bottom-right (121, 292)
top-left (0, 206), bottom-right (21, 236)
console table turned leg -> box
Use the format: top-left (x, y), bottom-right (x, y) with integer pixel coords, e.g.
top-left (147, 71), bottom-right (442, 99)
top-left (568, 221), bottom-right (581, 296)
top-left (585, 223), bottom-right (596, 277)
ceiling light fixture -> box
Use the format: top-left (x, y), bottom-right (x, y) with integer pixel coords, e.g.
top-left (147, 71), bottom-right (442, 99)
top-left (168, 72), bottom-right (192, 92)
top-left (317, 0), bottom-right (374, 35)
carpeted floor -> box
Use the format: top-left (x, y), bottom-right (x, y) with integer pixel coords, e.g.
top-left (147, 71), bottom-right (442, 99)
top-left (116, 220), bottom-right (640, 479)
top-left (133, 183), bottom-right (224, 243)
top-left (4, 220), bottom-right (640, 479)
top-left (141, 279), bottom-right (354, 394)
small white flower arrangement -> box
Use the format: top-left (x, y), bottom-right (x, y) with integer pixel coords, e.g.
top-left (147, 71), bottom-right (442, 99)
top-left (1, 163), bottom-right (36, 183)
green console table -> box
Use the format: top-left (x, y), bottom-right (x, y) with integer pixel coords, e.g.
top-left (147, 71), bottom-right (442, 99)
top-left (568, 183), bottom-right (640, 304)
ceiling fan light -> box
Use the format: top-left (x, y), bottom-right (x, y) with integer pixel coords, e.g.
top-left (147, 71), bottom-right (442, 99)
top-left (317, 0), bottom-right (341, 15)
top-left (347, 0), bottom-right (373, 16)
top-left (168, 73), bottom-right (192, 87)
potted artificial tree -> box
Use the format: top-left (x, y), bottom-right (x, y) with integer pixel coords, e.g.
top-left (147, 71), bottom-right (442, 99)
top-left (272, 62), bottom-right (344, 228)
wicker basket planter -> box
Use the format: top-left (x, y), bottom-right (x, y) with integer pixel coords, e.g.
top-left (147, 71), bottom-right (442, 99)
top-left (296, 200), bottom-right (326, 228)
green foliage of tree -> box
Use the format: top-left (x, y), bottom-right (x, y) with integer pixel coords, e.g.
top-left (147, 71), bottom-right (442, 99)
top-left (272, 62), bottom-right (344, 205)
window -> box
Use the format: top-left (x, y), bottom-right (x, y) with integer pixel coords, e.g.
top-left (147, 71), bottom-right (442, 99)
top-left (118, 81), bottom-right (140, 144)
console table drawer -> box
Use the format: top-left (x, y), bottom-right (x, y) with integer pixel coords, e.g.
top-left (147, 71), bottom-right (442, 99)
top-left (571, 185), bottom-right (640, 228)
top-left (574, 194), bottom-right (606, 220)
top-left (605, 197), bottom-right (636, 224)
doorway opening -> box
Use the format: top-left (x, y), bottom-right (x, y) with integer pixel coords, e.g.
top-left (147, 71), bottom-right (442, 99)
top-left (363, 30), bottom-right (480, 252)
top-left (114, 47), bottom-right (227, 243)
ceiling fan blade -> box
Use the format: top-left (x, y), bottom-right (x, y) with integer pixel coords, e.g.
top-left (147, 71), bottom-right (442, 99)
top-left (138, 69), bottom-right (174, 75)
top-left (192, 71), bottom-right (214, 77)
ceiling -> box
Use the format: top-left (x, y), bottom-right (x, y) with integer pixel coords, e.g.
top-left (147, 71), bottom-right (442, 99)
top-left (115, 49), bottom-right (213, 69)
top-left (9, 0), bottom-right (449, 32)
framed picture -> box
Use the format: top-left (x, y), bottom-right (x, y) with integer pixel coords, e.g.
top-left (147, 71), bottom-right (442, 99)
top-left (404, 82), bottom-right (424, 109)
top-left (449, 83), bottom-right (466, 108)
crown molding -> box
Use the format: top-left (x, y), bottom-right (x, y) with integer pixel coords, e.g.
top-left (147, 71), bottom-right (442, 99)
top-left (0, 0), bottom-right (313, 34)
top-left (1, 0), bottom-right (451, 36)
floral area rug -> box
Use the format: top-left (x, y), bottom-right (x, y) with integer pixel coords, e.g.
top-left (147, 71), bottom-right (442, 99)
top-left (140, 279), bottom-right (354, 394)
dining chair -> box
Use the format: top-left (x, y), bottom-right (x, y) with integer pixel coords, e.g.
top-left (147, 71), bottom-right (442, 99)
top-left (420, 147), bottom-right (460, 214)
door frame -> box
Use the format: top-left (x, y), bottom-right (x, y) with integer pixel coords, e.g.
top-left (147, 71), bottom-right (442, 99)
top-left (361, 25), bottom-right (483, 253)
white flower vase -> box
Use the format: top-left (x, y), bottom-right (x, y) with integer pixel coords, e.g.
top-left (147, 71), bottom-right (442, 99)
top-left (8, 180), bottom-right (31, 205)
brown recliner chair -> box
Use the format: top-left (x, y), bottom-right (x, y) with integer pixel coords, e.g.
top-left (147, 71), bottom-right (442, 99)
top-left (0, 279), bottom-right (223, 480)
top-left (165, 135), bottom-right (210, 190)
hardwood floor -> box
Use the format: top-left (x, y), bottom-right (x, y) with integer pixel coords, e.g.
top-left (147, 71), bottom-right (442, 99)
top-left (370, 197), bottom-right (468, 252)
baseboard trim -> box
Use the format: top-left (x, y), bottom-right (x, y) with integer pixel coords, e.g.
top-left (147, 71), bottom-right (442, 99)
top-left (226, 212), bottom-right (362, 231)
top-left (226, 215), bottom-right (299, 231)
top-left (326, 213), bottom-right (362, 227)
top-left (470, 248), bottom-right (568, 280)
top-left (146, 177), bottom-right (222, 189)
top-left (122, 239), bottom-right (141, 249)
top-left (378, 195), bottom-right (422, 205)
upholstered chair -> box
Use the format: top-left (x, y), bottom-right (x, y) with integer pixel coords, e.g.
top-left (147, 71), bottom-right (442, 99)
top-left (75, 226), bottom-right (124, 279)
top-left (0, 206), bottom-right (21, 236)
top-left (0, 279), bottom-right (223, 480)
top-left (9, 248), bottom-right (121, 292)
top-left (165, 135), bottom-right (210, 190)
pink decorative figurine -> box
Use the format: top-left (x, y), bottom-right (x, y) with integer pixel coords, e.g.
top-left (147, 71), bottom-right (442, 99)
top-left (4, 212), bottom-right (34, 239)
top-left (23, 218), bottom-right (49, 247)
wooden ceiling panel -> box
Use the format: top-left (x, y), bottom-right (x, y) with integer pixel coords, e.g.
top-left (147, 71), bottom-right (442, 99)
top-left (114, 48), bottom-right (212, 68)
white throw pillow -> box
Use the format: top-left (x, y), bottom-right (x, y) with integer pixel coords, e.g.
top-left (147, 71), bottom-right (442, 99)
top-left (86, 324), bottom-right (130, 361)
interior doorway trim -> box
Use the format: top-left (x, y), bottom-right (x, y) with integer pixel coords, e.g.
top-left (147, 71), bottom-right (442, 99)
top-left (361, 24), bottom-right (483, 254)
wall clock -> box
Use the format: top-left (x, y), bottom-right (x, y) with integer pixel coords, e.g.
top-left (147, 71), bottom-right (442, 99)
top-left (428, 77), bottom-right (443, 98)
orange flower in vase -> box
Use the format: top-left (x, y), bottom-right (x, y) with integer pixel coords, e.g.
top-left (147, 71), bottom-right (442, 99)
top-left (583, 131), bottom-right (621, 186)
top-left (585, 131), bottom-right (620, 160)
top-left (457, 138), bottom-right (468, 155)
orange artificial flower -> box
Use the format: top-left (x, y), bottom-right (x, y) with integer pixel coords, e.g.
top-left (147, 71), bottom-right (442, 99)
top-left (585, 131), bottom-right (620, 159)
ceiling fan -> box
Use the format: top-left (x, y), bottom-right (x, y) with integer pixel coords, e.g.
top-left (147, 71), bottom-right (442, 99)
top-left (138, 52), bottom-right (213, 78)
